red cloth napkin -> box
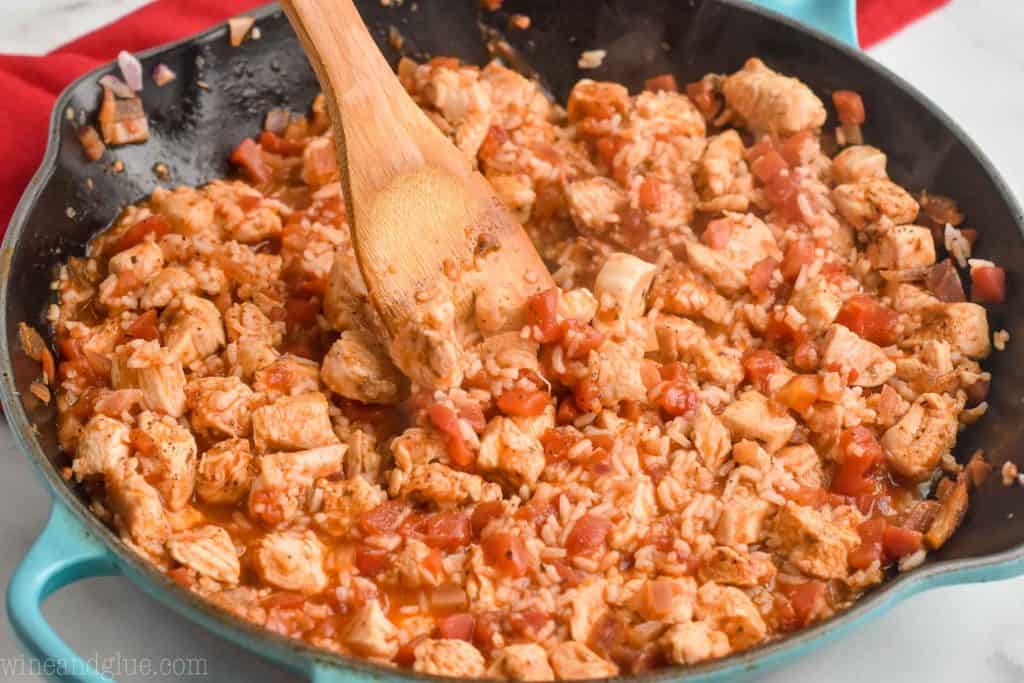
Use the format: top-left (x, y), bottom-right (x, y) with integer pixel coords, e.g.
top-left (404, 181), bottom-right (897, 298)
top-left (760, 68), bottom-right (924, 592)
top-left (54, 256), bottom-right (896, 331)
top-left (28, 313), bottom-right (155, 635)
top-left (0, 0), bottom-right (949, 233)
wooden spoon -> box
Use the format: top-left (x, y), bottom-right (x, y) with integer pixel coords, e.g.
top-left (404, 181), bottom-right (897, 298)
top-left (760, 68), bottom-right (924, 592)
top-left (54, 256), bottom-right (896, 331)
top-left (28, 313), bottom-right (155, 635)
top-left (280, 0), bottom-right (554, 389)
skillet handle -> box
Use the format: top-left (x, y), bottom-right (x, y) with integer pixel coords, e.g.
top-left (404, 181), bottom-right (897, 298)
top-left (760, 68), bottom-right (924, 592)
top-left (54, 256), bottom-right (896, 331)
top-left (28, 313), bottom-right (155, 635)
top-left (746, 0), bottom-right (859, 47)
top-left (7, 502), bottom-right (120, 683)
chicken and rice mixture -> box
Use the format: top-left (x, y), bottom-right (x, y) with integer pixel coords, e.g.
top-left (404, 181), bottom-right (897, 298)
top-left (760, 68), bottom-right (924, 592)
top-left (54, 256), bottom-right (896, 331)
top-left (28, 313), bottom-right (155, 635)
top-left (46, 56), bottom-right (1007, 679)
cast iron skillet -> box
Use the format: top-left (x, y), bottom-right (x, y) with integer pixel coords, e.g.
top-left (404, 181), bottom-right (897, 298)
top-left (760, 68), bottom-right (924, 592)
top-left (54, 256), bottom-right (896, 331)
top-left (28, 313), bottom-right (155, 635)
top-left (4, 1), bottom-right (1024, 681)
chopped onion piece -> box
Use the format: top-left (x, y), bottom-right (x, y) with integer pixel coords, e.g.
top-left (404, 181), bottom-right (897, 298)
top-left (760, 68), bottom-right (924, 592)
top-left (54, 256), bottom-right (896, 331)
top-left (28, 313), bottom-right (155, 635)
top-left (264, 108), bottom-right (291, 134)
top-left (98, 74), bottom-right (134, 99)
top-left (944, 223), bottom-right (972, 268)
top-left (77, 126), bottom-right (106, 161)
top-left (152, 63), bottom-right (177, 87)
top-left (229, 16), bottom-right (256, 47)
top-left (117, 50), bottom-right (143, 91)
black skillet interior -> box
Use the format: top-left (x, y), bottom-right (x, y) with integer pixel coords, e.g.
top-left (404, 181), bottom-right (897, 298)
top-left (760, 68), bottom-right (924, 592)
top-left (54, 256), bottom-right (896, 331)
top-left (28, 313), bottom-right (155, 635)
top-left (8, 0), bottom-right (1024, 587)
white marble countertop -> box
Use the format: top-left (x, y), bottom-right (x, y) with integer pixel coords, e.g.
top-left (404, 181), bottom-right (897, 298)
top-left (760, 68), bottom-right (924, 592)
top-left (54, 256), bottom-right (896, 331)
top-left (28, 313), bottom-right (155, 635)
top-left (1, 1), bottom-right (1023, 681)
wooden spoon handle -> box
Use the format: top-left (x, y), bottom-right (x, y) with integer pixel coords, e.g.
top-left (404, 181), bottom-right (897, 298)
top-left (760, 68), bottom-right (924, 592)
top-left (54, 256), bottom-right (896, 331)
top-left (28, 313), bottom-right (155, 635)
top-left (279, 0), bottom-right (455, 200)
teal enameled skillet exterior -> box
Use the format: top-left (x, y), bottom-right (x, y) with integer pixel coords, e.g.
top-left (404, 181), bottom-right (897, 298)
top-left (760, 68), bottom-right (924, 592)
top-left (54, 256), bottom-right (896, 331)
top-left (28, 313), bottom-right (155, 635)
top-left (6, 1), bottom-right (1024, 681)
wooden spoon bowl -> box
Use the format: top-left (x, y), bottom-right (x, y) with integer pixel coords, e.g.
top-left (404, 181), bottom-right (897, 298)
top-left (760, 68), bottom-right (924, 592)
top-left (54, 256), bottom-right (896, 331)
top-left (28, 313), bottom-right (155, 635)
top-left (280, 0), bottom-right (554, 389)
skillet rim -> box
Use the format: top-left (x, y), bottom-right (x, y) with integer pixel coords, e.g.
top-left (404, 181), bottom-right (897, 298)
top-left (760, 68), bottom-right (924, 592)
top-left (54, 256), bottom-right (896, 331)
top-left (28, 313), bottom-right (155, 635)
top-left (3, 1), bottom-right (1023, 681)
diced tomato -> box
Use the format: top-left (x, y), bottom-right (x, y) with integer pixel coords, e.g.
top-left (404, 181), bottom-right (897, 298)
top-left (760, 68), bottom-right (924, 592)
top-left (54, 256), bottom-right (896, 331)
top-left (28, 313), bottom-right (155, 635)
top-left (882, 525), bottom-right (923, 560)
top-left (422, 548), bottom-right (445, 577)
top-left (556, 398), bottom-right (580, 425)
top-left (784, 580), bottom-right (827, 626)
top-left (284, 297), bottom-right (319, 326)
top-left (619, 400), bottom-right (643, 422)
top-left (765, 171), bottom-right (803, 221)
top-left (229, 137), bottom-right (271, 185)
top-left (793, 342), bottom-right (819, 373)
top-left (126, 310), bottom-right (159, 341)
top-left (515, 496), bottom-right (556, 531)
top-left (428, 402), bottom-right (474, 468)
top-left (359, 500), bottom-right (409, 536)
top-left (417, 511), bottom-right (472, 550)
top-left (749, 257), bottom-right (779, 297)
top-left (561, 320), bottom-right (605, 359)
top-left (595, 136), bottom-right (625, 168)
top-left (685, 79), bottom-right (722, 120)
top-left (355, 548), bottom-right (390, 576)
top-left (619, 208), bottom-right (649, 248)
top-left (479, 125), bottom-right (509, 159)
top-left (640, 360), bottom-right (662, 390)
top-left (659, 362), bottom-right (688, 383)
top-left (167, 566), bottom-right (192, 587)
top-left (742, 349), bottom-right (785, 393)
top-left (775, 374), bottom-right (820, 413)
top-left (128, 428), bottom-right (157, 456)
top-left (472, 612), bottom-right (502, 653)
top-left (835, 295), bottom-right (899, 346)
top-left (482, 532), bottom-right (529, 577)
top-left (115, 214), bottom-right (171, 253)
top-left (971, 266), bottom-right (1006, 304)
top-left (566, 514), bottom-right (613, 556)
top-left (780, 130), bottom-right (816, 166)
top-left (497, 388), bottom-right (549, 417)
top-left (658, 383), bottom-right (697, 417)
top-left (574, 378), bottom-right (601, 413)
top-left (258, 130), bottom-right (305, 156)
top-left (832, 90), bottom-right (866, 125)
top-left (644, 74), bottom-right (678, 92)
top-left (638, 177), bottom-right (662, 212)
top-left (848, 518), bottom-right (886, 570)
top-left (702, 218), bottom-right (734, 249)
top-left (541, 427), bottom-right (578, 460)
top-left (764, 312), bottom-right (802, 346)
top-left (751, 149), bottom-right (789, 184)
top-left (471, 501), bottom-right (505, 536)
top-left (831, 426), bottom-right (882, 496)
top-left (395, 635), bottom-right (427, 666)
top-left (438, 613), bottom-right (475, 641)
top-left (781, 239), bottom-right (816, 281)
top-left (526, 288), bottom-right (562, 343)
top-left (785, 485), bottom-right (828, 509)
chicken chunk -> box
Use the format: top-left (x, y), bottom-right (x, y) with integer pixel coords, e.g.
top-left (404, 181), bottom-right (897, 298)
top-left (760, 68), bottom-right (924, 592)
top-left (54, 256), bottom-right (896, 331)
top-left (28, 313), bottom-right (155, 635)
top-left (630, 577), bottom-right (697, 623)
top-left (830, 145), bottom-right (888, 185)
top-left (312, 476), bottom-right (387, 537)
top-left (321, 331), bottom-right (403, 404)
top-left (106, 460), bottom-right (171, 559)
top-left (585, 338), bottom-right (647, 408)
top-left (99, 241), bottom-right (166, 309)
top-left (722, 58), bottom-right (826, 137)
top-left (395, 463), bottom-right (501, 507)
top-left (196, 438), bottom-right (254, 505)
top-left (720, 391), bottom-right (796, 453)
top-left (324, 249), bottom-right (379, 333)
top-left (714, 494), bottom-right (773, 546)
top-left (111, 339), bottom-right (187, 417)
top-left (697, 547), bottom-right (776, 587)
top-left (868, 225), bottom-right (936, 270)
top-left (910, 302), bottom-right (991, 359)
top-left (831, 179), bottom-right (919, 229)
top-left (186, 376), bottom-right (255, 438)
top-left (774, 502), bottom-right (859, 579)
top-left (252, 393), bottom-right (339, 453)
top-left (344, 600), bottom-right (399, 659)
top-left (788, 278), bottom-right (841, 334)
top-left (776, 444), bottom-right (825, 489)
top-left (167, 525), bottom-right (240, 584)
top-left (696, 582), bottom-right (768, 650)
top-left (696, 130), bottom-right (752, 212)
top-left (882, 393), bottom-right (959, 481)
top-left (569, 578), bottom-right (608, 643)
top-left (160, 296), bottom-right (225, 366)
top-left (140, 267), bottom-right (199, 309)
top-left (134, 411), bottom-right (198, 511)
top-left (656, 315), bottom-right (744, 388)
top-left (228, 337), bottom-right (280, 380)
top-left (662, 622), bottom-right (730, 666)
top-left (548, 642), bottom-right (618, 680)
top-left (253, 354), bottom-right (321, 399)
top-left (692, 403), bottom-right (733, 472)
top-left (389, 538), bottom-right (444, 588)
top-left (73, 414), bottom-right (130, 480)
top-left (477, 416), bottom-right (546, 490)
top-left (224, 302), bottom-right (283, 346)
top-left (648, 260), bottom-right (731, 325)
top-left (684, 215), bottom-right (778, 295)
top-left (413, 639), bottom-right (486, 677)
top-left (252, 530), bottom-right (328, 593)
top-left (486, 643), bottom-right (555, 681)
top-left (248, 444), bottom-right (345, 526)
top-left (821, 323), bottom-right (895, 387)
top-left (565, 177), bottom-right (627, 238)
